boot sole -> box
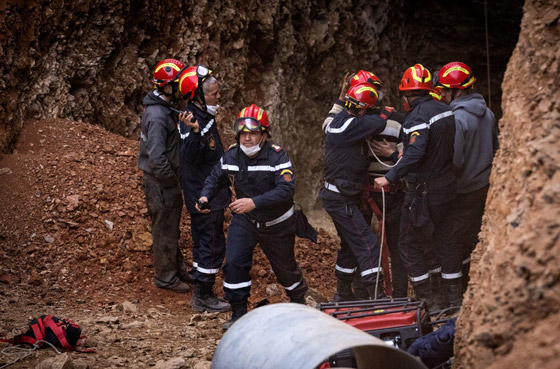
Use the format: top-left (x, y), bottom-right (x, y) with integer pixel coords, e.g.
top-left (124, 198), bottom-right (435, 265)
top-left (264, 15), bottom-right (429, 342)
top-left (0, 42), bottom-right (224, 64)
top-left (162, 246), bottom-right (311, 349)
top-left (191, 301), bottom-right (231, 313)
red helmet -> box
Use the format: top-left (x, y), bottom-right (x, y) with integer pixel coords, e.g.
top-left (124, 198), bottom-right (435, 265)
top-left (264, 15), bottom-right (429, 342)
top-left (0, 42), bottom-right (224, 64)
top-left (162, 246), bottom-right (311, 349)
top-left (178, 64), bottom-right (213, 100)
top-left (429, 88), bottom-right (444, 102)
top-left (350, 70), bottom-right (382, 88)
top-left (437, 62), bottom-right (476, 89)
top-left (344, 83), bottom-right (379, 109)
top-left (234, 104), bottom-right (270, 133)
top-left (152, 59), bottom-right (185, 88)
top-left (399, 64), bottom-right (433, 91)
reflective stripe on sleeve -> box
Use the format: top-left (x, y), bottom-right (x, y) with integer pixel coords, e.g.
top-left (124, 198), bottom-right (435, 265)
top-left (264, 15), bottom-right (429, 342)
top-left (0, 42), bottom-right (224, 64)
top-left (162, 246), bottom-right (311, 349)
top-left (326, 118), bottom-right (355, 134)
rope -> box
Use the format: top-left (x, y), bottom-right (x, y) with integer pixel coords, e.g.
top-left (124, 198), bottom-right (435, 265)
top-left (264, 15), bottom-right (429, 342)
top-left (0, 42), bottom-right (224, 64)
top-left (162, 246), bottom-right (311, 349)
top-left (367, 140), bottom-right (401, 168)
top-left (373, 186), bottom-right (386, 299)
top-left (0, 341), bottom-right (61, 368)
top-left (484, 0), bottom-right (492, 109)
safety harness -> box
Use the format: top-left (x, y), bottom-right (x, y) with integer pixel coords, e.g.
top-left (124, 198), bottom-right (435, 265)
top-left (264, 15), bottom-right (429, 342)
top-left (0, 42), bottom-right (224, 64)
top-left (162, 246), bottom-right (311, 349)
top-left (0, 315), bottom-right (94, 353)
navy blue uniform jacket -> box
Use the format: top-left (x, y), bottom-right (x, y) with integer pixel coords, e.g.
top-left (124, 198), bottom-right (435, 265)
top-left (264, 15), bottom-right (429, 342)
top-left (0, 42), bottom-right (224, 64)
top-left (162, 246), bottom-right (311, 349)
top-left (179, 102), bottom-right (230, 213)
top-left (385, 95), bottom-right (456, 185)
top-left (324, 110), bottom-right (387, 196)
top-left (200, 141), bottom-right (295, 223)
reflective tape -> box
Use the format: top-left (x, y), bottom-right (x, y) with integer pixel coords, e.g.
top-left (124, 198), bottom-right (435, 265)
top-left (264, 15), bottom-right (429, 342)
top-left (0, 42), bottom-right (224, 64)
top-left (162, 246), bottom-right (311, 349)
top-left (429, 111), bottom-right (454, 125)
top-left (282, 279), bottom-right (301, 291)
top-left (335, 265), bottom-right (357, 274)
top-left (201, 118), bottom-right (215, 136)
top-left (462, 257), bottom-right (471, 264)
top-left (247, 161), bottom-right (292, 172)
top-left (196, 266), bottom-right (220, 275)
top-left (442, 272), bottom-right (462, 280)
top-left (326, 117), bottom-right (355, 134)
top-left (220, 157), bottom-right (240, 171)
top-left (361, 267), bottom-right (382, 277)
top-left (224, 281), bottom-right (252, 289)
top-left (410, 273), bottom-right (430, 282)
top-left (324, 181), bottom-right (340, 193)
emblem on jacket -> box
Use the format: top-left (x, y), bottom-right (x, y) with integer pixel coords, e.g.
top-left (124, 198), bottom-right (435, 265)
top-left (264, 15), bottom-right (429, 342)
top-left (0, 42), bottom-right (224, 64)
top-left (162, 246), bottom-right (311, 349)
top-left (410, 131), bottom-right (420, 144)
top-left (281, 169), bottom-right (293, 181)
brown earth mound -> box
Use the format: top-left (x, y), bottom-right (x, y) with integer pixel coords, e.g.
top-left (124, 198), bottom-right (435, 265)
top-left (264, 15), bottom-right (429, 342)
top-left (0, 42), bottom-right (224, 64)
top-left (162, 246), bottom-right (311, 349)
top-left (0, 118), bottom-right (340, 368)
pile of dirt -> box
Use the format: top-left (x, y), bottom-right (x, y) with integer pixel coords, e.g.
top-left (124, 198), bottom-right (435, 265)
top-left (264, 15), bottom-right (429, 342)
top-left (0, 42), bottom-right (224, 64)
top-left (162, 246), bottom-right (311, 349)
top-left (0, 118), bottom-right (340, 368)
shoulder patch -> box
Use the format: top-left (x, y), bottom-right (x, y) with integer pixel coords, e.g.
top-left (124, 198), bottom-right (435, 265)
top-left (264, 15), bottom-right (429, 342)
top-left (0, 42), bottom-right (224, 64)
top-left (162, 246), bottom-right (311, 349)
top-left (228, 143), bottom-right (238, 151)
top-left (410, 131), bottom-right (420, 144)
top-left (270, 143), bottom-right (283, 152)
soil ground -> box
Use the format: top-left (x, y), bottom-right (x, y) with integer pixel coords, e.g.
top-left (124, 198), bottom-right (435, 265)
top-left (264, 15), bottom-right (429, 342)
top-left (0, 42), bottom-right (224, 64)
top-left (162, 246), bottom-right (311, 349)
top-left (0, 119), bottom-right (341, 368)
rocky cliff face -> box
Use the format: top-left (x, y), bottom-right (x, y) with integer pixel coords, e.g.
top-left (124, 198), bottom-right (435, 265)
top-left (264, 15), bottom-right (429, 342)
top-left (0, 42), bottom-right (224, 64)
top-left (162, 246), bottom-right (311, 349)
top-left (454, 0), bottom-right (560, 368)
top-left (0, 0), bottom-right (521, 208)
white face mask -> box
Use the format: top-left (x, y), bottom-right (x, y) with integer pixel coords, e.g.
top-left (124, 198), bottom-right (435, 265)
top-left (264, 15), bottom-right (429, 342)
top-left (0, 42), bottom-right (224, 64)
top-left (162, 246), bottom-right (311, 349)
top-left (206, 105), bottom-right (220, 116)
top-left (240, 143), bottom-right (262, 156)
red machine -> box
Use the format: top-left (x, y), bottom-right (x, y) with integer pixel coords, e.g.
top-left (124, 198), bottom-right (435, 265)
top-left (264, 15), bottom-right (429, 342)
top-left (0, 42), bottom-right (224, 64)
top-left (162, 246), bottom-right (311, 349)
top-left (318, 298), bottom-right (433, 368)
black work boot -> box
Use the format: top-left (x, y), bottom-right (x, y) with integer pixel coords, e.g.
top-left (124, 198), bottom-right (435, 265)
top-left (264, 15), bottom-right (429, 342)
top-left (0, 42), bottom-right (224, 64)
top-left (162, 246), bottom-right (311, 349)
top-left (413, 280), bottom-right (438, 314)
top-left (442, 277), bottom-right (463, 309)
top-left (352, 274), bottom-right (369, 300)
top-left (222, 301), bottom-right (247, 330)
top-left (365, 274), bottom-right (388, 300)
top-left (332, 278), bottom-right (356, 302)
top-left (192, 282), bottom-right (231, 313)
top-left (430, 273), bottom-right (445, 310)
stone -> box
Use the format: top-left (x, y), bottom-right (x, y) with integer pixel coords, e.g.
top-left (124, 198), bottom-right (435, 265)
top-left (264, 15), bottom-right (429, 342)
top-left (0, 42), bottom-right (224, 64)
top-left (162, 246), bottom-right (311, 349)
top-left (154, 357), bottom-right (186, 369)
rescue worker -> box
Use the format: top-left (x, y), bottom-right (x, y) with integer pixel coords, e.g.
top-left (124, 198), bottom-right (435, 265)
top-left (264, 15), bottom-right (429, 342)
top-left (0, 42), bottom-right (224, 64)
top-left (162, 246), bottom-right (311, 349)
top-left (437, 62), bottom-right (498, 292)
top-left (138, 58), bottom-right (191, 293)
top-left (321, 82), bottom-right (389, 301)
top-left (322, 71), bottom-right (408, 300)
top-left (176, 65), bottom-right (231, 312)
top-left (374, 64), bottom-right (462, 309)
top-left (198, 105), bottom-right (308, 330)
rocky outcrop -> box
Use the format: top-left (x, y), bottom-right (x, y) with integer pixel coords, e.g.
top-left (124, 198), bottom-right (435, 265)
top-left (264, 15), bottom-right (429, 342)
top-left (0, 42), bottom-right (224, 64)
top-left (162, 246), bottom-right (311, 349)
top-left (454, 0), bottom-right (560, 368)
top-left (0, 0), bottom-right (521, 208)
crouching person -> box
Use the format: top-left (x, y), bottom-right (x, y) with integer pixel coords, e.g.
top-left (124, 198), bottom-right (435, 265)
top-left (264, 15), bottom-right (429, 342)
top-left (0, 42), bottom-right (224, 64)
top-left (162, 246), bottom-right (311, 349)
top-left (198, 104), bottom-right (308, 330)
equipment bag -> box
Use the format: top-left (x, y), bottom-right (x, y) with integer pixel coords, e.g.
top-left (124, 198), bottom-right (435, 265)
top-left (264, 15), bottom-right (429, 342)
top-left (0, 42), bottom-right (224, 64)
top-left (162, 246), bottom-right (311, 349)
top-left (0, 315), bottom-right (94, 353)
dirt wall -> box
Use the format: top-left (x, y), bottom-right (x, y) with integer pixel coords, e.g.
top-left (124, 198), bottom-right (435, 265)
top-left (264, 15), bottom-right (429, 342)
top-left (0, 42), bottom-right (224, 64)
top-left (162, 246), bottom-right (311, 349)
top-left (454, 0), bottom-right (560, 367)
top-left (0, 0), bottom-right (521, 209)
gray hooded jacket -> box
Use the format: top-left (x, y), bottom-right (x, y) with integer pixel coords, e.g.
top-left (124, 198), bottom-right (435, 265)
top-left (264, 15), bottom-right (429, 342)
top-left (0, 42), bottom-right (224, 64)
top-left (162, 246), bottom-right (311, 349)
top-left (450, 93), bottom-right (498, 193)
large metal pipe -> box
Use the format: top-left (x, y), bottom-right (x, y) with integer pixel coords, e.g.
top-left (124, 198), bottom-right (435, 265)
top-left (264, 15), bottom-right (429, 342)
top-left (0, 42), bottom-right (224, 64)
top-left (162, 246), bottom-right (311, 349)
top-left (212, 303), bottom-right (427, 369)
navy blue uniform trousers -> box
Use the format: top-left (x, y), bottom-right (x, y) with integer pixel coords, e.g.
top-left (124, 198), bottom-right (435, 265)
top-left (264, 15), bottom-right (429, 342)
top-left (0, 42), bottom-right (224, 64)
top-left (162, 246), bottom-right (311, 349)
top-left (223, 214), bottom-right (307, 303)
top-left (190, 210), bottom-right (226, 284)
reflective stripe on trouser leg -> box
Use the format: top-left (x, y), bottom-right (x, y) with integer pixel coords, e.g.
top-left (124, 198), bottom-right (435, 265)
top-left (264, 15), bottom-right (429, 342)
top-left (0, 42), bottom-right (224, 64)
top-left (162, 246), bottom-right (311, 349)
top-left (190, 211), bottom-right (226, 284)
top-left (322, 196), bottom-right (381, 284)
top-left (223, 214), bottom-right (259, 303)
top-left (334, 232), bottom-right (359, 282)
top-left (143, 176), bottom-right (186, 287)
top-left (259, 216), bottom-right (308, 301)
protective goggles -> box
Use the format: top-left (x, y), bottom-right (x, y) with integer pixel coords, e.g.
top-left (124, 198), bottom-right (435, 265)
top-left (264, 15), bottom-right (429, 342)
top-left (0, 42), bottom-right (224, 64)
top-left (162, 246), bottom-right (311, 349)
top-left (196, 64), bottom-right (212, 81)
top-left (234, 117), bottom-right (262, 133)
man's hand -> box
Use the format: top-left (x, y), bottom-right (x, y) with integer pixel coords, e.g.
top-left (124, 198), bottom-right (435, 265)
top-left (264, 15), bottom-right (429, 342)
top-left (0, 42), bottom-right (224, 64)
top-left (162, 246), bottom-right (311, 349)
top-left (229, 198), bottom-right (256, 214)
top-left (371, 139), bottom-right (396, 157)
top-left (196, 196), bottom-right (211, 213)
top-left (338, 72), bottom-right (355, 100)
top-left (374, 176), bottom-right (390, 189)
top-left (179, 111), bottom-right (199, 132)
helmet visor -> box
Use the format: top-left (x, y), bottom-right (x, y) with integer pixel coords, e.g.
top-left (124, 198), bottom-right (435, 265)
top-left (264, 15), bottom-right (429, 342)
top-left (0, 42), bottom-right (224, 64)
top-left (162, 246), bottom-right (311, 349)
top-left (197, 65), bottom-right (212, 80)
top-left (234, 118), bottom-right (262, 133)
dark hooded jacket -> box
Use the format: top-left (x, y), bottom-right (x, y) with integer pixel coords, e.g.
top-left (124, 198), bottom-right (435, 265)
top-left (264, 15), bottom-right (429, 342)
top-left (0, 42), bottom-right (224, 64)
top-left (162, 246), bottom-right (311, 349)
top-left (138, 91), bottom-right (181, 188)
